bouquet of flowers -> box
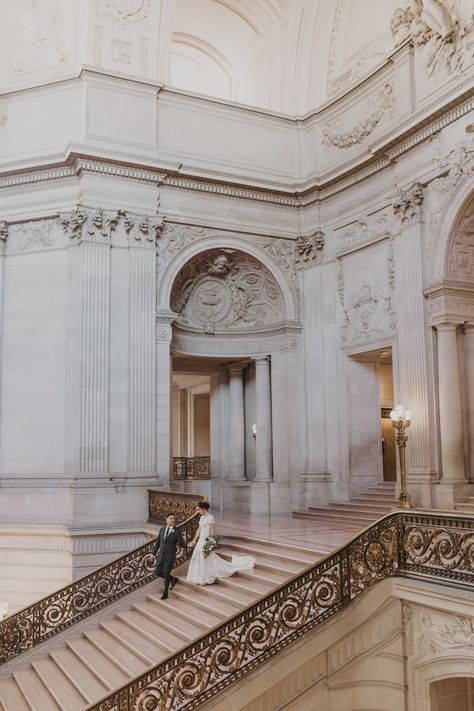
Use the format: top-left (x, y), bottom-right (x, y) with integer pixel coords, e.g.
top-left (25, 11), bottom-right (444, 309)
top-left (202, 535), bottom-right (221, 558)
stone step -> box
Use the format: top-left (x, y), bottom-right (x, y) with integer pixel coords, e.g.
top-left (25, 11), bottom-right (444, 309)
top-left (292, 510), bottom-right (373, 525)
top-left (65, 638), bottom-right (128, 690)
top-left (13, 668), bottom-right (62, 711)
top-left (31, 657), bottom-right (88, 711)
top-left (0, 534), bottom-right (314, 711)
top-left (0, 678), bottom-right (31, 711)
top-left (49, 648), bottom-right (109, 703)
top-left (302, 507), bottom-right (380, 521)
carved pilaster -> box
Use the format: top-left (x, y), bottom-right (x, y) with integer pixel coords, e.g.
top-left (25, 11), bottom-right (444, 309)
top-left (62, 207), bottom-right (118, 474)
top-left (395, 197), bottom-right (434, 480)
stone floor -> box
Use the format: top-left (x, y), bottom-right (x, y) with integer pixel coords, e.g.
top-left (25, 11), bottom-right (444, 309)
top-left (217, 512), bottom-right (360, 555)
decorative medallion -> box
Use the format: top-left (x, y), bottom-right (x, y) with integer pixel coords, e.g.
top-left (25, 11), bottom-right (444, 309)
top-left (171, 250), bottom-right (285, 334)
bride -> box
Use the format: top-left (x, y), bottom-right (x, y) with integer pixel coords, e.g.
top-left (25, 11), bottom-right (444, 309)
top-left (186, 501), bottom-right (255, 585)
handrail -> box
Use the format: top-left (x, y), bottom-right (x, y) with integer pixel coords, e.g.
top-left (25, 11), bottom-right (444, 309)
top-left (0, 491), bottom-right (204, 667)
top-left (85, 510), bottom-right (474, 711)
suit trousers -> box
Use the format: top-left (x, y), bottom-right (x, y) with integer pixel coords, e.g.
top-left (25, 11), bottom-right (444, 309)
top-left (156, 559), bottom-right (174, 594)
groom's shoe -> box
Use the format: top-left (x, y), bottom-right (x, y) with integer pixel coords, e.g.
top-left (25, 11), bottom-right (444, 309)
top-left (170, 576), bottom-right (179, 589)
top-left (161, 593), bottom-right (168, 600)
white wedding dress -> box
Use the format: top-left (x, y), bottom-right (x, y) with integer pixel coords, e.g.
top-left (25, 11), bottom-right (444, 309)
top-left (186, 514), bottom-right (255, 585)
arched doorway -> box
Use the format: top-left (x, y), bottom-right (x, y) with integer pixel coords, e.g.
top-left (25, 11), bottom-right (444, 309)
top-left (159, 244), bottom-right (301, 514)
top-left (426, 188), bottom-right (474, 508)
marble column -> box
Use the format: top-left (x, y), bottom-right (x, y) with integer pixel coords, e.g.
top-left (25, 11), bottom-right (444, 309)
top-left (254, 356), bottom-right (273, 481)
top-left (436, 322), bottom-right (466, 482)
top-left (464, 323), bottom-right (474, 481)
top-left (227, 362), bottom-right (246, 480)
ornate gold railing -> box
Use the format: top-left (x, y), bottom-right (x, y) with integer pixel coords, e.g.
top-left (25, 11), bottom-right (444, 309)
top-left (85, 511), bottom-right (474, 711)
top-left (173, 456), bottom-right (211, 480)
top-left (148, 490), bottom-right (206, 524)
top-left (0, 492), bottom-right (204, 667)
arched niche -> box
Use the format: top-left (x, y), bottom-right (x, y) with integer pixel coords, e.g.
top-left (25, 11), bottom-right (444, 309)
top-left (170, 248), bottom-right (286, 333)
top-left (168, 247), bottom-right (297, 359)
top-left (443, 191), bottom-right (474, 285)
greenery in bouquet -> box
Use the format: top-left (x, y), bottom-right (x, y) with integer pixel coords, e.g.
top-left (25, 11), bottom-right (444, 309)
top-left (202, 535), bottom-right (222, 558)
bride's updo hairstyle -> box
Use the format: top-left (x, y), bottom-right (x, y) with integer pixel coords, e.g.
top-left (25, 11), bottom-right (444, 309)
top-left (196, 501), bottom-right (210, 511)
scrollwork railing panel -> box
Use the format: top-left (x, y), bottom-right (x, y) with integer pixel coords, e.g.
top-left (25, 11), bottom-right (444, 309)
top-left (86, 516), bottom-right (400, 711)
top-left (148, 490), bottom-right (206, 524)
top-left (0, 493), bottom-right (202, 666)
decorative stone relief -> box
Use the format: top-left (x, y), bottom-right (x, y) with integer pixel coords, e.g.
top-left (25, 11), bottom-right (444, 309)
top-left (257, 236), bottom-right (297, 286)
top-left (391, 0), bottom-right (473, 76)
top-left (171, 250), bottom-right (285, 334)
top-left (15, 220), bottom-right (55, 251)
top-left (59, 207), bottom-right (118, 244)
top-left (429, 143), bottom-right (474, 213)
top-left (296, 231), bottom-right (325, 267)
top-left (98, 0), bottom-right (151, 28)
top-left (6, 0), bottom-right (68, 74)
top-left (393, 182), bottom-right (424, 223)
top-left (336, 211), bottom-right (393, 254)
top-left (123, 213), bottom-right (164, 247)
top-left (410, 605), bottom-right (474, 656)
top-left (322, 84), bottom-right (393, 150)
top-left (111, 40), bottom-right (132, 64)
top-left (330, 39), bottom-right (391, 96)
top-left (446, 195), bottom-right (474, 281)
top-left (0, 222), bottom-right (8, 243)
top-left (337, 237), bottom-right (397, 342)
top-left (156, 224), bottom-right (208, 276)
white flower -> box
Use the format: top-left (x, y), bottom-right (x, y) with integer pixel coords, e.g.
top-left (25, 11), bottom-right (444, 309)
top-left (0, 601), bottom-right (9, 620)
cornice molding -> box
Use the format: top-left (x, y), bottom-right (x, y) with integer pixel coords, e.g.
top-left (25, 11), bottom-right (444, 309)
top-left (0, 84), bottom-right (471, 207)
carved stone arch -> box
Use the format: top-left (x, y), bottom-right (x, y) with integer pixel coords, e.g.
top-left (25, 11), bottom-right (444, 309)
top-left (170, 248), bottom-right (286, 333)
top-left (431, 178), bottom-right (474, 285)
top-left (443, 191), bottom-right (474, 285)
top-left (157, 234), bottom-right (297, 322)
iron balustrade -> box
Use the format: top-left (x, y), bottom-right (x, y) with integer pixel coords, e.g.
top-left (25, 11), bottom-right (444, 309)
top-left (173, 457), bottom-right (211, 480)
top-left (0, 492), bottom-right (205, 667)
top-left (84, 511), bottom-right (474, 711)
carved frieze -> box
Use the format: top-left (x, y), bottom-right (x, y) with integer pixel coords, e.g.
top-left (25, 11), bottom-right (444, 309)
top-left (15, 220), bottom-right (55, 251)
top-left (391, 0), bottom-right (472, 77)
top-left (407, 603), bottom-right (474, 659)
top-left (322, 84), bottom-right (393, 150)
top-left (59, 207), bottom-right (118, 244)
top-left (171, 250), bottom-right (285, 334)
top-left (123, 213), bottom-right (164, 247)
top-left (296, 231), bottom-right (325, 267)
top-left (336, 211), bottom-right (393, 254)
top-left (0, 222), bottom-right (8, 243)
top-left (393, 182), bottom-right (424, 223)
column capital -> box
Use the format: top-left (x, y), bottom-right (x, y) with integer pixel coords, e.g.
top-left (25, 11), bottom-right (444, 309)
top-left (434, 321), bottom-right (463, 333)
top-left (227, 361), bottom-right (247, 375)
top-left (393, 182), bottom-right (424, 225)
top-left (254, 355), bottom-right (270, 366)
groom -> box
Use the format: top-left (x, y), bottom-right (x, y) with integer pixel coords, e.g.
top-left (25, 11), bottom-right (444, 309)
top-left (152, 513), bottom-right (188, 600)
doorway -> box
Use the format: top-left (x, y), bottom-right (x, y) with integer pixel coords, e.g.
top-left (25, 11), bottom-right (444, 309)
top-left (348, 347), bottom-right (396, 489)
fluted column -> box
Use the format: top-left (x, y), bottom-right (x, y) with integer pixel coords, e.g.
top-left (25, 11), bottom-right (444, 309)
top-left (436, 322), bottom-right (465, 482)
top-left (393, 184), bottom-right (434, 479)
top-left (61, 207), bottom-right (117, 474)
top-left (465, 324), bottom-right (474, 481)
top-left (156, 310), bottom-right (176, 488)
top-left (227, 362), bottom-right (246, 480)
top-left (254, 356), bottom-right (273, 480)
top-left (125, 215), bottom-right (162, 476)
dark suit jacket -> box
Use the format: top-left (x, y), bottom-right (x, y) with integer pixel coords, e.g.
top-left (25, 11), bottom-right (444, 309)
top-left (152, 526), bottom-right (187, 565)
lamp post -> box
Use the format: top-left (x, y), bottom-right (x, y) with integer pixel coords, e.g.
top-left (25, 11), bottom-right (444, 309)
top-left (390, 403), bottom-right (412, 509)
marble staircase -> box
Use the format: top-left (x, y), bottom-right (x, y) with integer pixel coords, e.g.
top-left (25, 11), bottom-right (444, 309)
top-left (0, 537), bottom-right (318, 711)
top-left (293, 482), bottom-right (397, 527)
